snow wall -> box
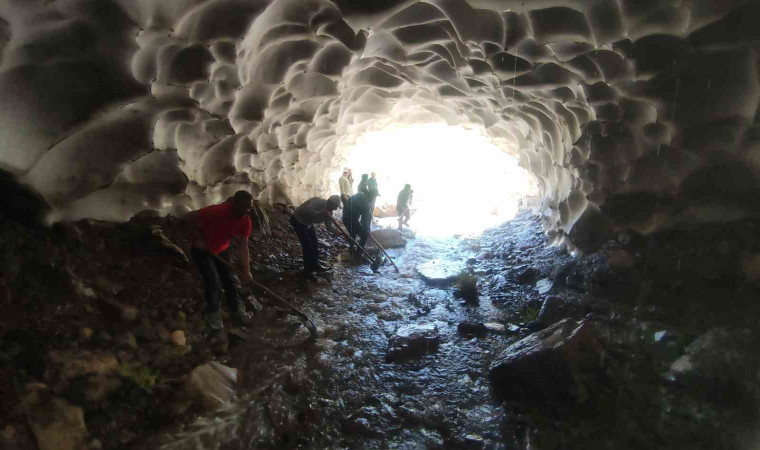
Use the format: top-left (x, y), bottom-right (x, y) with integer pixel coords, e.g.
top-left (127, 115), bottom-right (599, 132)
top-left (0, 0), bottom-right (758, 252)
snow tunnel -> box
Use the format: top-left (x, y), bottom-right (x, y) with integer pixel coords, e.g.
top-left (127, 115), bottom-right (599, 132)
top-left (0, 0), bottom-right (759, 253)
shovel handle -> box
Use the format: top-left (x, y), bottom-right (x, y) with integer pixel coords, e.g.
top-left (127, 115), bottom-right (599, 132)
top-left (204, 250), bottom-right (318, 337)
top-left (362, 226), bottom-right (401, 273)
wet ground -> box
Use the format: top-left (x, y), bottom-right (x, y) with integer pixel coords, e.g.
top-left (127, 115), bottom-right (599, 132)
top-left (154, 211), bottom-right (560, 449)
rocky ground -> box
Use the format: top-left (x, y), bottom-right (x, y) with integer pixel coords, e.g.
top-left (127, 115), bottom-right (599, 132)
top-left (1, 207), bottom-right (759, 449)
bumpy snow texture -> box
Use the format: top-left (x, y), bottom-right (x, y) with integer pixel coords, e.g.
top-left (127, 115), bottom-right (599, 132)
top-left (0, 0), bottom-right (758, 252)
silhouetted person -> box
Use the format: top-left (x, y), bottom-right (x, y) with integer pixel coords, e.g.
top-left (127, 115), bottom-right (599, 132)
top-left (342, 191), bottom-right (372, 256)
top-left (339, 167), bottom-right (353, 206)
top-left (366, 172), bottom-right (380, 223)
top-left (357, 173), bottom-right (369, 196)
top-left (397, 184), bottom-right (413, 231)
top-left (186, 191), bottom-right (253, 330)
top-left (291, 195), bottom-right (341, 280)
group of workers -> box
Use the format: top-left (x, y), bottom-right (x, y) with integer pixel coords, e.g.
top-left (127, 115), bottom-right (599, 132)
top-left (184, 170), bottom-right (414, 330)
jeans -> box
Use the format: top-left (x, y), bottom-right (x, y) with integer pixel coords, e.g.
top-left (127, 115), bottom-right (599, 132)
top-left (290, 215), bottom-right (319, 272)
top-left (191, 248), bottom-right (240, 313)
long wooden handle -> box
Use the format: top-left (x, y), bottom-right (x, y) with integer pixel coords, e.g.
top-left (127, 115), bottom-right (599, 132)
top-left (327, 216), bottom-right (377, 263)
top-left (206, 251), bottom-right (317, 334)
top-left (365, 231), bottom-right (400, 273)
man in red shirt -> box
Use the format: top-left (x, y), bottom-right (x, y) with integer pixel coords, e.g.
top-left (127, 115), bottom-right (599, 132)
top-left (185, 191), bottom-right (254, 330)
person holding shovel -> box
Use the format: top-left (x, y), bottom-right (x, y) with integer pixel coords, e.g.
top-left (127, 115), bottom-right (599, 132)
top-left (291, 195), bottom-right (342, 280)
top-left (342, 191), bottom-right (372, 257)
top-left (185, 191), bottom-right (254, 331)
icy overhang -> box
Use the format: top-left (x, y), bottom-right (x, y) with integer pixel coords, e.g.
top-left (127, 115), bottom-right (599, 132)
top-left (0, 0), bottom-right (758, 252)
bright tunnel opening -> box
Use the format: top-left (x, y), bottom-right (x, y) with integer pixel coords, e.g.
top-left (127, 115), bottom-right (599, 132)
top-left (336, 123), bottom-right (539, 238)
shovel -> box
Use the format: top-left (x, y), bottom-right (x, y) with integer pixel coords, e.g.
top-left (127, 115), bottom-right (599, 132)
top-left (206, 251), bottom-right (318, 339)
top-left (327, 217), bottom-right (384, 273)
top-left (365, 228), bottom-right (400, 273)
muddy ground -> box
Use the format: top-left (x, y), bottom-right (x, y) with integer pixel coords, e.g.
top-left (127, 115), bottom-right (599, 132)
top-left (1, 207), bottom-right (760, 449)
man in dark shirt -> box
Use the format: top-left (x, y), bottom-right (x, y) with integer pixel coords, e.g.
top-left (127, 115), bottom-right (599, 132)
top-left (185, 191), bottom-right (253, 330)
top-left (291, 195), bottom-right (341, 280)
top-left (342, 191), bottom-right (372, 256)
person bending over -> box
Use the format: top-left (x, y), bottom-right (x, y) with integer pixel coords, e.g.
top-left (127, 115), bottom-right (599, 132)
top-left (291, 195), bottom-right (341, 280)
top-left (342, 191), bottom-right (372, 256)
top-left (397, 184), bottom-right (413, 231)
top-left (186, 191), bottom-right (253, 330)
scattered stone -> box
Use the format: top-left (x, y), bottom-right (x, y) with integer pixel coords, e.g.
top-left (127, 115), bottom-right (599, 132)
top-left (185, 362), bottom-right (238, 411)
top-left (23, 387), bottom-right (86, 450)
top-left (114, 331), bottom-right (138, 350)
top-left (386, 323), bottom-right (440, 362)
top-left (535, 278), bottom-right (553, 294)
top-left (416, 259), bottom-right (466, 286)
top-left (368, 229), bottom-right (407, 249)
top-left (458, 322), bottom-right (488, 336)
top-left (516, 267), bottom-right (539, 284)
top-left (483, 322), bottom-right (506, 333)
top-left (171, 330), bottom-right (186, 346)
top-left (463, 433), bottom-right (485, 448)
top-left (490, 273), bottom-right (508, 290)
top-left (489, 319), bottom-right (602, 403)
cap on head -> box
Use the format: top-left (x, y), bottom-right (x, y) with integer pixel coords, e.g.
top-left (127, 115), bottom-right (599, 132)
top-left (405, 184), bottom-right (411, 190)
top-left (343, 167), bottom-right (349, 173)
top-left (327, 195), bottom-right (341, 209)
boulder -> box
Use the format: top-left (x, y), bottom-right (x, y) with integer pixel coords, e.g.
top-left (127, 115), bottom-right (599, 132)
top-left (368, 229), bottom-right (407, 249)
top-left (185, 362), bottom-right (238, 411)
top-left (386, 324), bottom-right (440, 362)
top-left (516, 267), bottom-right (539, 284)
top-left (607, 249), bottom-right (635, 270)
top-left (489, 319), bottom-right (602, 403)
top-left (457, 322), bottom-right (488, 336)
top-left (23, 387), bottom-right (86, 450)
top-left (667, 328), bottom-right (759, 402)
top-left (416, 259), bottom-right (465, 287)
top-left (46, 350), bottom-right (118, 391)
top-left (528, 296), bottom-right (570, 330)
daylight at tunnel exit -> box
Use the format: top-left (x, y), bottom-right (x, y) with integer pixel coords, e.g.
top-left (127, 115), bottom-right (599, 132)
top-left (1, 0), bottom-right (760, 449)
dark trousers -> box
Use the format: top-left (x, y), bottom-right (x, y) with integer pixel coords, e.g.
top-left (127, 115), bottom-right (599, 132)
top-left (191, 248), bottom-right (240, 313)
top-left (342, 213), bottom-right (370, 249)
top-left (290, 215), bottom-right (319, 272)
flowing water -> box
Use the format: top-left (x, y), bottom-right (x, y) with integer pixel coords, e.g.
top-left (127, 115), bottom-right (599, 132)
top-left (155, 212), bottom-right (551, 450)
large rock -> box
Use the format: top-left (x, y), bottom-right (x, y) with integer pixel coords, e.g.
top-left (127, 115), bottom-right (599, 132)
top-left (416, 259), bottom-right (465, 286)
top-left (185, 362), bottom-right (238, 410)
top-left (46, 350), bottom-right (119, 392)
top-left (489, 319), bottom-right (602, 403)
top-left (527, 296), bottom-right (571, 330)
top-left (386, 323), bottom-right (440, 362)
top-left (368, 229), bottom-right (407, 249)
top-left (667, 328), bottom-right (759, 402)
top-left (23, 386), bottom-right (86, 450)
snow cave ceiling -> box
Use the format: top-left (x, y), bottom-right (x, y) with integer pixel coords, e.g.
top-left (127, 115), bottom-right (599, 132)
top-left (1, 0), bottom-right (759, 252)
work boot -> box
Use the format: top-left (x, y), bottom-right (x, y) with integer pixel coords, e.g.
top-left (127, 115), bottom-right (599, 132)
top-left (206, 311), bottom-right (224, 331)
top-left (231, 306), bottom-right (251, 326)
